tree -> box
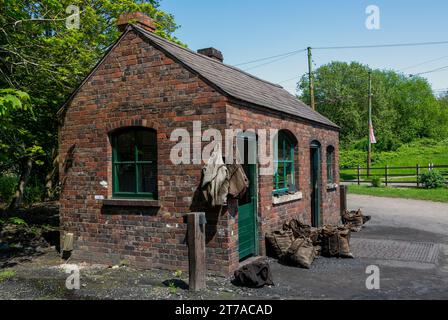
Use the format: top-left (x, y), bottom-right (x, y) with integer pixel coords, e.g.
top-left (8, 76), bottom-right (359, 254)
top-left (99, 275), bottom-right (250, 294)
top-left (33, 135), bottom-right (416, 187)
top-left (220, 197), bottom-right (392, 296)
top-left (297, 61), bottom-right (448, 150)
top-left (0, 0), bottom-right (181, 208)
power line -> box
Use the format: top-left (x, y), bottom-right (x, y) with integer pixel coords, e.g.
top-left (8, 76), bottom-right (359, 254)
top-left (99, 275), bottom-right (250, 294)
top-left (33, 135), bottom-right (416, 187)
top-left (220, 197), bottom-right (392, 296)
top-left (410, 64), bottom-right (448, 76)
top-left (243, 52), bottom-right (304, 71)
top-left (313, 40), bottom-right (448, 50)
top-left (400, 55), bottom-right (448, 71)
top-left (235, 41), bottom-right (448, 71)
top-left (234, 48), bottom-right (307, 67)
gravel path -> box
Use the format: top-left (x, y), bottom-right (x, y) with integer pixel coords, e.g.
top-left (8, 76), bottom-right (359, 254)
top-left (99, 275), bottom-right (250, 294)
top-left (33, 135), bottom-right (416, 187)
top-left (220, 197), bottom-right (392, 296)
top-left (348, 194), bottom-right (448, 236)
top-left (1, 194), bottom-right (447, 300)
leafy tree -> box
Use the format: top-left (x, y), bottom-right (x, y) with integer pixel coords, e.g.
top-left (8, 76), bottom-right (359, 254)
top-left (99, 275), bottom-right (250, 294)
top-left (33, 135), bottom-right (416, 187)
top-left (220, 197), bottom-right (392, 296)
top-left (297, 61), bottom-right (448, 152)
top-left (0, 0), bottom-right (180, 208)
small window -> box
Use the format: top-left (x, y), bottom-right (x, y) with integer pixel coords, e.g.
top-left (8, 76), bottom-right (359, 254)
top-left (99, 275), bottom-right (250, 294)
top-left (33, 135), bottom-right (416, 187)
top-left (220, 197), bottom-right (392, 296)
top-left (326, 146), bottom-right (335, 184)
top-left (112, 128), bottom-right (157, 199)
top-left (274, 131), bottom-right (296, 194)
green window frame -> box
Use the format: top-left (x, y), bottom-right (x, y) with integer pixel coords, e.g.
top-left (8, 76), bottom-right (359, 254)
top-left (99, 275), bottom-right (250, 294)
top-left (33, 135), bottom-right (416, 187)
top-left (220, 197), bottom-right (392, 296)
top-left (112, 128), bottom-right (157, 199)
top-left (326, 146), bottom-right (335, 184)
top-left (273, 131), bottom-right (296, 194)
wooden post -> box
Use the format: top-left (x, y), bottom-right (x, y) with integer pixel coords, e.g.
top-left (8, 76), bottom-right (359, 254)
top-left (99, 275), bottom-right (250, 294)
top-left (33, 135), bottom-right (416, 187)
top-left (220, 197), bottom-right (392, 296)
top-left (357, 165), bottom-right (361, 185)
top-left (187, 212), bottom-right (206, 291)
top-left (416, 164), bottom-right (420, 188)
top-left (385, 165), bottom-right (389, 187)
top-left (340, 185), bottom-right (347, 215)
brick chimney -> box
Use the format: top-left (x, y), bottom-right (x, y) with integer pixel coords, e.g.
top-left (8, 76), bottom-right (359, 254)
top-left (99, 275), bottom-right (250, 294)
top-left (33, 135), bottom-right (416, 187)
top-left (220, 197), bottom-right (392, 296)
top-left (197, 47), bottom-right (224, 62)
top-left (117, 12), bottom-right (156, 33)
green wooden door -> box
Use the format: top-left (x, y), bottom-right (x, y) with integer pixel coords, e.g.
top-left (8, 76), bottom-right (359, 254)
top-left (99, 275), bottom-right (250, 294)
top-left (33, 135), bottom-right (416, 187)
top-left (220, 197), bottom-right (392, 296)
top-left (310, 141), bottom-right (321, 227)
top-left (238, 137), bottom-right (257, 261)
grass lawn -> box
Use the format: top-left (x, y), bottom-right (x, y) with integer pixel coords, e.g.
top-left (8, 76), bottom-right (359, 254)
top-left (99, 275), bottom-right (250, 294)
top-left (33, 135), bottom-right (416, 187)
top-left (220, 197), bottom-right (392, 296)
top-left (348, 185), bottom-right (448, 203)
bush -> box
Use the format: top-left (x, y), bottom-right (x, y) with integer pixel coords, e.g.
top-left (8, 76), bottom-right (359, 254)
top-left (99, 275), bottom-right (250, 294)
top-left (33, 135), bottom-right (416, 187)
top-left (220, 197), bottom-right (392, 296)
top-left (371, 176), bottom-right (382, 188)
top-left (419, 170), bottom-right (446, 189)
top-left (0, 175), bottom-right (17, 204)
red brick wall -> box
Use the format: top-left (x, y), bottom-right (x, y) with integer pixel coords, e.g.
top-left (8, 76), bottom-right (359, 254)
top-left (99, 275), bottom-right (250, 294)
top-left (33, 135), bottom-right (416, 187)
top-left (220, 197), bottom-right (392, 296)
top-left (225, 102), bottom-right (340, 255)
top-left (59, 29), bottom-right (340, 276)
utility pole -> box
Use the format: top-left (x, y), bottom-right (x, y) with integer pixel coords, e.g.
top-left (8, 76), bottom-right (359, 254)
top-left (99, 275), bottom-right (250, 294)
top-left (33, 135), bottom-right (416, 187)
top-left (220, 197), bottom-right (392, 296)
top-left (307, 47), bottom-right (315, 110)
top-left (367, 70), bottom-right (372, 177)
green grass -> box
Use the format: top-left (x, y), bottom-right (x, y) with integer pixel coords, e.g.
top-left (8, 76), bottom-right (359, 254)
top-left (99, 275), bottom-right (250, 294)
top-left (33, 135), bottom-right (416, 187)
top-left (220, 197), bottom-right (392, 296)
top-left (0, 269), bottom-right (16, 282)
top-left (340, 139), bottom-right (448, 182)
top-left (348, 185), bottom-right (448, 203)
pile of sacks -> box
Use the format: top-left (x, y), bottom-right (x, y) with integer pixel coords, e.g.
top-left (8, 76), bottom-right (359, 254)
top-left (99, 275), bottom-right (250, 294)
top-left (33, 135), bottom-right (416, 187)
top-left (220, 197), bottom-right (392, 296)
top-left (342, 209), bottom-right (371, 232)
top-left (265, 209), bottom-right (371, 269)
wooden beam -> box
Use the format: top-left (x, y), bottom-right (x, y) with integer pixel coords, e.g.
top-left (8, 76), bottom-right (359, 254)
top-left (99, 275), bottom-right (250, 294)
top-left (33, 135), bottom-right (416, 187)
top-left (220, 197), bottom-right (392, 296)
top-left (187, 212), bottom-right (206, 291)
top-left (340, 185), bottom-right (347, 216)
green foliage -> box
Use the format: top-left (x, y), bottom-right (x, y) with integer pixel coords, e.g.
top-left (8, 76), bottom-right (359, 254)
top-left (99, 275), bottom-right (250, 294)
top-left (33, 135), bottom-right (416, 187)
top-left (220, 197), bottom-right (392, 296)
top-left (0, 175), bottom-right (17, 203)
top-left (0, 89), bottom-right (31, 116)
top-left (371, 176), bottom-right (382, 188)
top-left (7, 217), bottom-right (28, 226)
top-left (0, 1), bottom-right (181, 205)
top-left (349, 185), bottom-right (448, 203)
top-left (0, 269), bottom-right (16, 282)
top-left (340, 139), bottom-right (448, 168)
top-left (419, 170), bottom-right (446, 189)
top-left (298, 62), bottom-right (448, 150)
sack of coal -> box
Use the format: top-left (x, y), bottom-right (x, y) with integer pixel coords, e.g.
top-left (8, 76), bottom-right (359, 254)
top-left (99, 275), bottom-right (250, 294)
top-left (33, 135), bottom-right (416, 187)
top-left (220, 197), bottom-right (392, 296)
top-left (321, 225), bottom-right (353, 258)
top-left (265, 229), bottom-right (294, 259)
top-left (283, 237), bottom-right (316, 269)
top-left (233, 260), bottom-right (274, 288)
top-left (342, 209), bottom-right (370, 232)
top-left (284, 219), bottom-right (322, 246)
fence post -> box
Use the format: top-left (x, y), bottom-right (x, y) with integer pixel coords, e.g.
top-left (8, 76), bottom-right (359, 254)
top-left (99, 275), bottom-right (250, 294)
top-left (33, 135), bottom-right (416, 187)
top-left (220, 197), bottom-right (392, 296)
top-left (416, 164), bottom-right (420, 188)
top-left (357, 165), bottom-right (361, 185)
top-left (187, 212), bottom-right (206, 291)
top-left (385, 165), bottom-right (388, 187)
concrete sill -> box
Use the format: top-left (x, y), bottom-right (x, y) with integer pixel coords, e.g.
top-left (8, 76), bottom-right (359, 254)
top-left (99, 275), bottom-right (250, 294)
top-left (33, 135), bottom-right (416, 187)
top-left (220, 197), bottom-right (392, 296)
top-left (102, 199), bottom-right (161, 207)
top-left (272, 191), bottom-right (303, 205)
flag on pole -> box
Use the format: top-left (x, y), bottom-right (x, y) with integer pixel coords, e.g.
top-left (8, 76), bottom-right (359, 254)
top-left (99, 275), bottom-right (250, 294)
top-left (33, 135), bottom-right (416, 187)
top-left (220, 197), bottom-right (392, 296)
top-left (369, 120), bottom-right (377, 144)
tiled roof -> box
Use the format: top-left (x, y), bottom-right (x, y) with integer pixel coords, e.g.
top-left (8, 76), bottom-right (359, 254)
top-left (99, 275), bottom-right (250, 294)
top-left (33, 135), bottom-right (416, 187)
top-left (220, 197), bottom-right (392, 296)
top-left (134, 25), bottom-right (338, 129)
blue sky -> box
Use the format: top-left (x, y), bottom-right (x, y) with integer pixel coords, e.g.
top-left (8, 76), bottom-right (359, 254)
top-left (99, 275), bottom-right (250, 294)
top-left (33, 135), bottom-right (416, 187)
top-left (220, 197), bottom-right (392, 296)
top-left (160, 0), bottom-right (448, 94)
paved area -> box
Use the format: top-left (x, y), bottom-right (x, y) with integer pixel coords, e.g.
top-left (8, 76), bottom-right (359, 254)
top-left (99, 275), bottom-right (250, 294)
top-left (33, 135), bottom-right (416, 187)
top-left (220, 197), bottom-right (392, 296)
top-left (1, 194), bottom-right (447, 299)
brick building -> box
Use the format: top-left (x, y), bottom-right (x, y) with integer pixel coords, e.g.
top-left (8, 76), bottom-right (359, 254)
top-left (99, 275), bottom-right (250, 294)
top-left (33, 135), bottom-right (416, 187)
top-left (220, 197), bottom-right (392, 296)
top-left (58, 13), bottom-right (340, 276)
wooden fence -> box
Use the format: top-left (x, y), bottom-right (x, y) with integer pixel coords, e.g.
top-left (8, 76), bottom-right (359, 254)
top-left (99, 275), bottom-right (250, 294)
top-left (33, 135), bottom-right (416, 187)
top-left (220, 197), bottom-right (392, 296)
top-left (340, 164), bottom-right (448, 186)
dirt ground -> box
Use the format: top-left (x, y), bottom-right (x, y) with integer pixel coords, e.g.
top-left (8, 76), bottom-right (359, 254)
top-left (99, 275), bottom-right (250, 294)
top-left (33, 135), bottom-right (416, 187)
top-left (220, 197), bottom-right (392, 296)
top-left (1, 194), bottom-right (447, 300)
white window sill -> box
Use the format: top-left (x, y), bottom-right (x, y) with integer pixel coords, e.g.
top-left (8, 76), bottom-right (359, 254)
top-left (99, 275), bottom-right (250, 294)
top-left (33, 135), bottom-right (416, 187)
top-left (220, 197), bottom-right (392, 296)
top-left (272, 191), bottom-right (303, 205)
top-left (327, 183), bottom-right (338, 190)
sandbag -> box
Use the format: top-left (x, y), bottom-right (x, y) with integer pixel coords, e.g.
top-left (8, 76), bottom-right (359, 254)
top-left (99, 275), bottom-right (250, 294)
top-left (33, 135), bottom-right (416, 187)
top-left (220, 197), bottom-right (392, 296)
top-left (342, 209), bottom-right (363, 227)
top-left (284, 219), bottom-right (321, 245)
top-left (321, 225), bottom-right (353, 258)
top-left (265, 229), bottom-right (293, 258)
top-left (283, 237), bottom-right (316, 269)
top-left (233, 260), bottom-right (274, 288)
top-left (342, 209), bottom-right (371, 232)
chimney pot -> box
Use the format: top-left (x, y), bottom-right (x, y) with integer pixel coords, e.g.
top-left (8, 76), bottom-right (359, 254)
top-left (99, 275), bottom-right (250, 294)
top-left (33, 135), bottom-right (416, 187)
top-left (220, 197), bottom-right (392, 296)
top-left (117, 12), bottom-right (156, 33)
top-left (197, 47), bottom-right (224, 62)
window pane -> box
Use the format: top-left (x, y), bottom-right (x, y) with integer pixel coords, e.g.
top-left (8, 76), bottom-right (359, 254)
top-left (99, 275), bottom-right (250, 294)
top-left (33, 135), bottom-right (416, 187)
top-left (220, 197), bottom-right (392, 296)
top-left (286, 162), bottom-right (294, 187)
top-left (278, 136), bottom-right (285, 160)
top-left (277, 162), bottom-right (286, 189)
top-left (116, 131), bottom-right (135, 162)
top-left (138, 164), bottom-right (156, 194)
top-left (116, 164), bottom-right (136, 193)
top-left (136, 130), bottom-right (156, 162)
